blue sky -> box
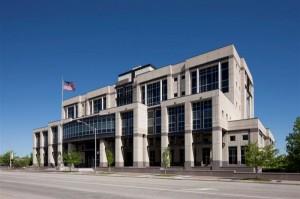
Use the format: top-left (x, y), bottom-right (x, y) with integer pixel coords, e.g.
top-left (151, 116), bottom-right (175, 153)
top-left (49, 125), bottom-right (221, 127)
top-left (0, 0), bottom-right (299, 156)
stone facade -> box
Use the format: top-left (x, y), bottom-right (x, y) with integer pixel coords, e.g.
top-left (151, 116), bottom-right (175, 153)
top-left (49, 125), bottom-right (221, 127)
top-left (32, 45), bottom-right (274, 169)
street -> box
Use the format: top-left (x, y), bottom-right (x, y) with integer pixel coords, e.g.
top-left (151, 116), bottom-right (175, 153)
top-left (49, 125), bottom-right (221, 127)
top-left (0, 170), bottom-right (299, 199)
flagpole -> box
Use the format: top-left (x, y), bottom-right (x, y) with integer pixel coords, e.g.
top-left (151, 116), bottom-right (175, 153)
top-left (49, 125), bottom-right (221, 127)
top-left (61, 77), bottom-right (64, 119)
top-left (59, 77), bottom-right (64, 168)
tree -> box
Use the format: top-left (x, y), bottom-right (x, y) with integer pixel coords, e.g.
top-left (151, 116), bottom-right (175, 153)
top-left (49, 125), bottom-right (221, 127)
top-left (162, 147), bottom-right (171, 175)
top-left (13, 156), bottom-right (31, 168)
top-left (286, 116), bottom-right (300, 172)
top-left (245, 143), bottom-right (264, 173)
top-left (273, 154), bottom-right (287, 169)
top-left (106, 149), bottom-right (114, 172)
top-left (63, 151), bottom-right (81, 171)
top-left (0, 151), bottom-right (13, 166)
top-left (262, 144), bottom-right (278, 168)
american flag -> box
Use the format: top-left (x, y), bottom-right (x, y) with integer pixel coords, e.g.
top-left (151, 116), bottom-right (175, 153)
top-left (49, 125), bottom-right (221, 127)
top-left (63, 81), bottom-right (76, 91)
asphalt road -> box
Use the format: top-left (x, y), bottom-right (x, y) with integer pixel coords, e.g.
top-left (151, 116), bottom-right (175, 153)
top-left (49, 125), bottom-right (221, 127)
top-left (0, 170), bottom-right (299, 199)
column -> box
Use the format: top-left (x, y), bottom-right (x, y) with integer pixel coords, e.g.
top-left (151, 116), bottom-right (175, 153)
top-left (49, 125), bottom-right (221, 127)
top-left (39, 132), bottom-right (44, 166)
top-left (161, 106), bottom-right (169, 166)
top-left (143, 135), bottom-right (149, 167)
top-left (237, 145), bottom-right (241, 165)
top-left (133, 105), bottom-right (147, 168)
top-left (177, 74), bottom-right (181, 97)
top-left (99, 139), bottom-right (107, 167)
top-left (136, 84), bottom-right (141, 103)
top-left (86, 101), bottom-right (91, 115)
top-left (48, 127), bottom-right (55, 167)
top-left (115, 112), bottom-right (124, 167)
top-left (77, 102), bottom-right (82, 117)
top-left (57, 124), bottom-right (63, 167)
top-left (167, 74), bottom-right (173, 99)
top-left (106, 94), bottom-right (111, 109)
top-left (218, 62), bottom-right (222, 90)
top-left (212, 127), bottom-right (223, 169)
top-left (184, 101), bottom-right (194, 168)
top-left (185, 69), bottom-right (191, 96)
top-left (61, 107), bottom-right (66, 119)
top-left (32, 133), bottom-right (38, 166)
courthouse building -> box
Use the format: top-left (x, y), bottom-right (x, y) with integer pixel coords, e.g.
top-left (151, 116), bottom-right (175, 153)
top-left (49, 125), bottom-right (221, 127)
top-left (32, 45), bottom-right (274, 169)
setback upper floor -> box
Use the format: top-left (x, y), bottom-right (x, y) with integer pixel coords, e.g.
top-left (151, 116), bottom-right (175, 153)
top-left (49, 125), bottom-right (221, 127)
top-left (62, 45), bottom-right (254, 121)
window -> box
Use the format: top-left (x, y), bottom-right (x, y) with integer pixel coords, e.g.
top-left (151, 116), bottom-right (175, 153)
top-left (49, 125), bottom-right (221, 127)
top-left (162, 79), bottom-right (167, 101)
top-left (103, 97), bottom-right (106, 110)
top-left (174, 77), bottom-right (178, 81)
top-left (168, 105), bottom-right (185, 133)
top-left (230, 136), bottom-right (236, 141)
top-left (148, 108), bottom-right (161, 134)
top-left (142, 79), bottom-right (167, 105)
top-left (221, 62), bottom-right (229, 93)
top-left (67, 106), bottom-right (75, 119)
top-left (203, 138), bottom-right (210, 144)
top-left (181, 91), bottom-right (185, 96)
top-left (117, 84), bottom-right (133, 106)
top-left (121, 111), bottom-right (133, 136)
top-left (63, 114), bottom-right (115, 139)
top-left (147, 81), bottom-right (161, 106)
top-left (174, 93), bottom-right (178, 97)
top-left (52, 127), bottom-right (58, 144)
top-left (191, 71), bottom-right (197, 94)
top-left (92, 96), bottom-right (106, 114)
top-left (93, 98), bottom-right (102, 114)
top-left (199, 65), bottom-right (219, 93)
top-left (181, 75), bottom-right (185, 79)
top-left (243, 134), bottom-right (249, 141)
top-left (241, 146), bottom-right (247, 164)
top-left (141, 85), bottom-right (145, 104)
top-left (229, 146), bottom-right (237, 164)
top-left (192, 100), bottom-right (212, 130)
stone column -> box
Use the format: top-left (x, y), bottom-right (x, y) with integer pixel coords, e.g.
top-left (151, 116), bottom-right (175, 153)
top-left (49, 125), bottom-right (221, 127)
top-left (61, 107), bottom-right (66, 119)
top-left (99, 139), bottom-right (108, 167)
top-left (212, 127), bottom-right (223, 169)
top-left (184, 101), bottom-right (194, 168)
top-left (115, 112), bottom-right (124, 167)
top-left (39, 132), bottom-right (44, 166)
top-left (57, 124), bottom-right (63, 167)
top-left (143, 135), bottom-right (149, 167)
top-left (86, 101), bottom-right (91, 115)
top-left (32, 133), bottom-right (38, 166)
top-left (161, 106), bottom-right (169, 166)
top-left (185, 69), bottom-right (191, 96)
top-left (136, 84), bottom-right (141, 103)
top-left (237, 145), bottom-right (241, 165)
top-left (218, 62), bottom-right (222, 90)
top-left (133, 105), bottom-right (147, 168)
top-left (48, 127), bottom-right (55, 167)
top-left (167, 74), bottom-right (173, 99)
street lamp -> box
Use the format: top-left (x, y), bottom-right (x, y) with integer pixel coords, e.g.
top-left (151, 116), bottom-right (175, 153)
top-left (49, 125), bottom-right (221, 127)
top-left (77, 120), bottom-right (97, 172)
